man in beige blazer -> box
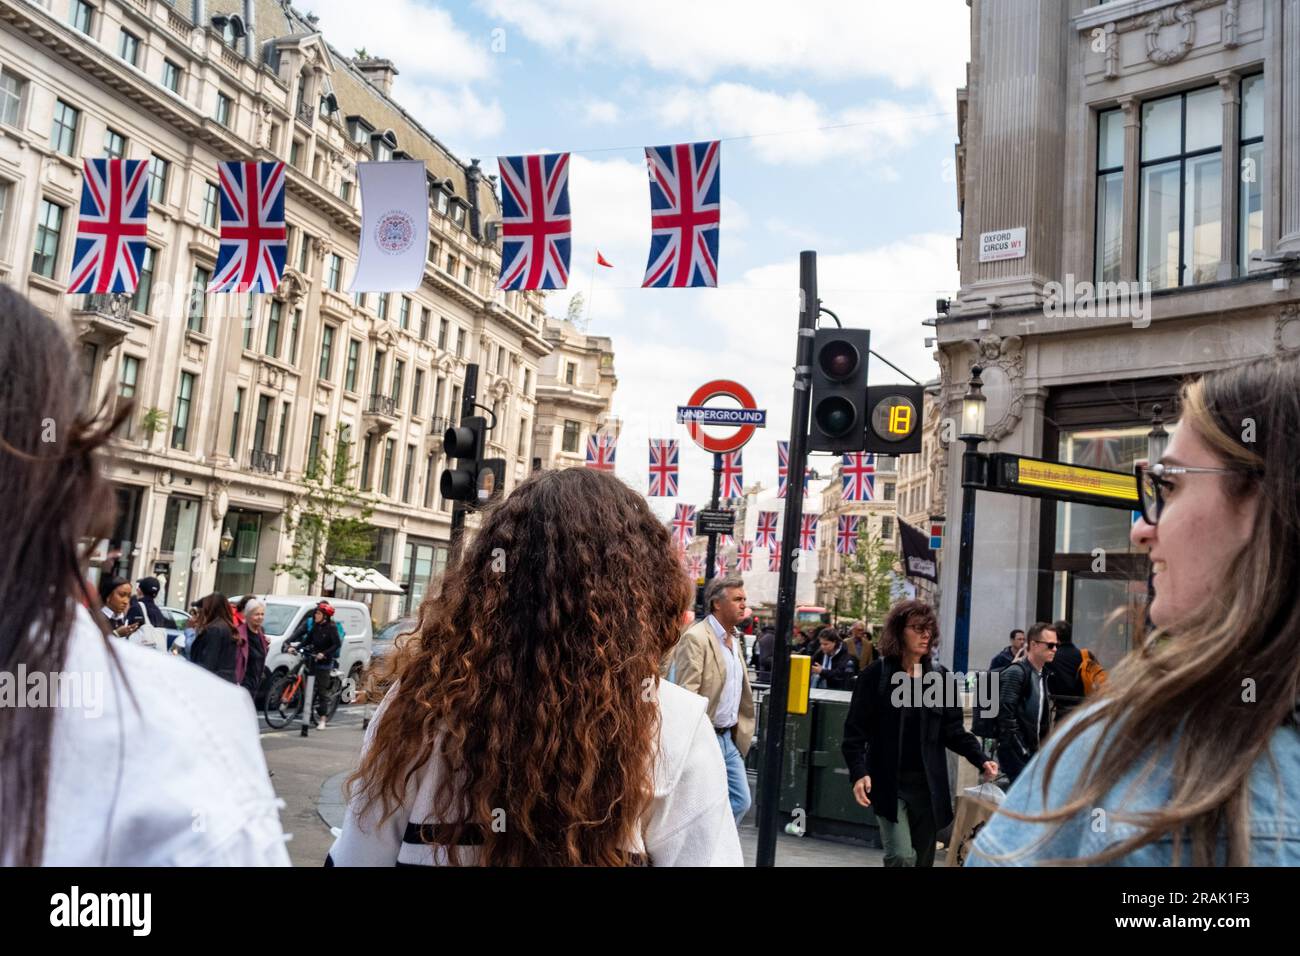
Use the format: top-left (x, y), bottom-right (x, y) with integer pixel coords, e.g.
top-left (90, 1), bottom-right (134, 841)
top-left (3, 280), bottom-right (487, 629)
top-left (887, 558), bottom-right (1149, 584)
top-left (664, 574), bottom-right (755, 824)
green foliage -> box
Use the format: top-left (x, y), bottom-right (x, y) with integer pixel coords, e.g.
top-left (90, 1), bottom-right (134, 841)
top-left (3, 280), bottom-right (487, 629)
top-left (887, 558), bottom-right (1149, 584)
top-left (840, 526), bottom-right (895, 624)
top-left (139, 407), bottom-right (169, 436)
top-left (272, 431), bottom-right (377, 593)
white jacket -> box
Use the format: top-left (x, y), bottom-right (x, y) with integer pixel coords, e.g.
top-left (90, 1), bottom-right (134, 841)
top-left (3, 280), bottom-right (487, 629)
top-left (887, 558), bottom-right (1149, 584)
top-left (329, 679), bottom-right (743, 866)
top-left (6, 604), bottom-right (290, 866)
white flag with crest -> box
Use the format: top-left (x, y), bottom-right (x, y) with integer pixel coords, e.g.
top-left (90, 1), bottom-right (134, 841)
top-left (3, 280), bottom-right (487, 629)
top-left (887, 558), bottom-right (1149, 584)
top-left (350, 160), bottom-right (428, 293)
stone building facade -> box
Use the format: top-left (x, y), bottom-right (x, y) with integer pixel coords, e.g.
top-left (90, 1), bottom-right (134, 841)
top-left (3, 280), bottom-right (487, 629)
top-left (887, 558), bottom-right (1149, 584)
top-left (0, 0), bottom-right (552, 621)
top-left (531, 317), bottom-right (618, 472)
top-left (936, 0), bottom-right (1299, 670)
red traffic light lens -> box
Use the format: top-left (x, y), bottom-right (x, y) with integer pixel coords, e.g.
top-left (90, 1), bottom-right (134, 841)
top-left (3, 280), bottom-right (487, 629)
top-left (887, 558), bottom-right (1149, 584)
top-left (814, 396), bottom-right (857, 437)
top-left (818, 340), bottom-right (860, 381)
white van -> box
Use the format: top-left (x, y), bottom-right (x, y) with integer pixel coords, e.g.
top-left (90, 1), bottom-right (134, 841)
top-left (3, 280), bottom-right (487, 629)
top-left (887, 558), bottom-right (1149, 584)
top-left (245, 596), bottom-right (373, 704)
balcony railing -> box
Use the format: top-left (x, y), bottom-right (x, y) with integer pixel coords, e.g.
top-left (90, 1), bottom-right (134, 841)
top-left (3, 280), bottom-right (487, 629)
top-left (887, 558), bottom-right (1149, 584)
top-left (429, 416), bottom-right (452, 435)
top-left (367, 394), bottom-right (398, 417)
top-left (296, 98), bottom-right (315, 128)
top-left (250, 449), bottom-right (280, 474)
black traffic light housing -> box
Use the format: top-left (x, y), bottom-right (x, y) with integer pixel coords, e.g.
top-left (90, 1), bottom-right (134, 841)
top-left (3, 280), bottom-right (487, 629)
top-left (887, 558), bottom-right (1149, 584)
top-left (440, 415), bottom-right (507, 508)
top-left (809, 327), bottom-right (870, 452)
top-left (864, 384), bottom-right (924, 454)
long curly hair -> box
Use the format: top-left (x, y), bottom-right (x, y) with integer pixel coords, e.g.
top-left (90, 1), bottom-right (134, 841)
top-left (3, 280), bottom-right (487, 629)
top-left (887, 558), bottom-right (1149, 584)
top-left (349, 467), bottom-right (692, 865)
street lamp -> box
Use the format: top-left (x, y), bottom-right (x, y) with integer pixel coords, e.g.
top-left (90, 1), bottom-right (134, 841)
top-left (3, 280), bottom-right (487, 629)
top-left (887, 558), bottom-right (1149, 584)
top-left (219, 527), bottom-right (235, 556)
top-left (1147, 403), bottom-right (1170, 464)
top-left (952, 364), bottom-right (988, 674)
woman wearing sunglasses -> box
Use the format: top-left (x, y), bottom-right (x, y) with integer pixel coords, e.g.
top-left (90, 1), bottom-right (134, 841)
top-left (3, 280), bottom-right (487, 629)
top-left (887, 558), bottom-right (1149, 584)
top-left (969, 353), bottom-right (1300, 866)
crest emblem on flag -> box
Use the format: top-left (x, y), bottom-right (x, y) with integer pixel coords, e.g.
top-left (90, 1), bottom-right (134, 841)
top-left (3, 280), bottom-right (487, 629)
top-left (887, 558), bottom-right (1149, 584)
top-left (375, 210), bottom-right (415, 254)
top-left (755, 511), bottom-right (779, 550)
top-left (736, 541), bottom-right (754, 572)
top-left (648, 439), bottom-right (679, 497)
top-left (585, 433), bottom-right (617, 472)
top-left (768, 542), bottom-right (783, 572)
top-left (67, 158), bottom-right (149, 294)
top-left (208, 161), bottom-right (287, 294)
top-left (642, 140), bottom-right (720, 288)
top-left (672, 504), bottom-right (697, 548)
top-left (778, 441), bottom-right (811, 499)
top-left (497, 152), bottom-right (572, 290)
top-left (720, 451), bottom-right (743, 499)
top-left (799, 514), bottom-right (818, 551)
top-left (842, 453), bottom-right (876, 502)
top-left (837, 515), bottom-right (861, 555)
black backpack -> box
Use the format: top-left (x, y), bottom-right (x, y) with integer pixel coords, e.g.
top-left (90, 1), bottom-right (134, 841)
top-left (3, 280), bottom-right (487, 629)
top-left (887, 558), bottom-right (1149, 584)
top-left (971, 660), bottom-right (1030, 740)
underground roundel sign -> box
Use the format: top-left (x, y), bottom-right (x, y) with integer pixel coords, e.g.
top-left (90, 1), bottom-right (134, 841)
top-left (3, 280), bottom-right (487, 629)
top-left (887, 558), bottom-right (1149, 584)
top-left (676, 380), bottom-right (767, 455)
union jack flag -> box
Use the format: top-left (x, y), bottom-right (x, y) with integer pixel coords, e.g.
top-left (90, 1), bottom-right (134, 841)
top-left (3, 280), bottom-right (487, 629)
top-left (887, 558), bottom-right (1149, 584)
top-left (642, 140), bottom-right (720, 288)
top-left (714, 554), bottom-right (730, 577)
top-left (755, 511), bottom-right (779, 550)
top-left (672, 504), bottom-right (697, 548)
top-left (585, 433), bottom-right (617, 472)
top-left (67, 158), bottom-right (149, 294)
top-left (648, 439), bottom-right (679, 497)
top-left (1074, 435), bottom-right (1124, 471)
top-left (768, 542), bottom-right (783, 572)
top-left (837, 515), bottom-right (861, 555)
top-left (719, 533), bottom-right (735, 549)
top-left (686, 552), bottom-right (705, 579)
top-left (799, 514), bottom-right (818, 551)
top-left (497, 152), bottom-right (571, 290)
top-left (842, 453), bottom-right (876, 502)
top-left (777, 441), bottom-right (811, 499)
top-left (719, 451), bottom-right (743, 499)
top-left (208, 161), bottom-right (287, 294)
top-left (736, 541), bottom-right (754, 572)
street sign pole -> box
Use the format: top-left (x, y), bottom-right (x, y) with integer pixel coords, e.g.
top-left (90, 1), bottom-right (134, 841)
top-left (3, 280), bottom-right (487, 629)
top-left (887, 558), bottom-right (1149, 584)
top-left (756, 250), bottom-right (818, 868)
top-left (699, 453), bottom-right (723, 615)
top-left (448, 364), bottom-right (479, 567)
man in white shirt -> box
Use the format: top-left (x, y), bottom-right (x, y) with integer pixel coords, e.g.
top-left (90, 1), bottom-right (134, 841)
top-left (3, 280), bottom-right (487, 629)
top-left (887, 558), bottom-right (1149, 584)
top-left (663, 574), bottom-right (755, 824)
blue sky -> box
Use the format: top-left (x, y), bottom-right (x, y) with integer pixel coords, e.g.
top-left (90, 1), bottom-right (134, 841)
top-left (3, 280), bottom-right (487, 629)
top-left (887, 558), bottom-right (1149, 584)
top-left (305, 0), bottom-right (971, 512)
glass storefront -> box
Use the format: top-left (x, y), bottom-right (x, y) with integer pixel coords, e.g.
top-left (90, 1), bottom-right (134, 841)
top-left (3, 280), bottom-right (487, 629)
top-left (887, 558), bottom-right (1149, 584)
top-left (401, 538), bottom-right (449, 616)
top-left (158, 494), bottom-right (202, 609)
top-left (215, 508), bottom-right (264, 598)
top-left (105, 484), bottom-right (144, 582)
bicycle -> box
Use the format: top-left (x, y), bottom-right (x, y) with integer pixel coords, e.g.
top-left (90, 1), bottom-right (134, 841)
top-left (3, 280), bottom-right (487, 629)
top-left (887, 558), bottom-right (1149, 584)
top-left (263, 643), bottom-right (344, 730)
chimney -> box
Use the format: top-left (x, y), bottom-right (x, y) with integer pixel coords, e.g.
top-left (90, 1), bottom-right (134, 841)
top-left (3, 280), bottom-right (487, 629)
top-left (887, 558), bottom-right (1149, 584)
top-left (243, 0), bottom-right (256, 60)
top-left (191, 0), bottom-right (205, 24)
top-left (465, 158), bottom-right (483, 242)
top-left (354, 58), bottom-right (398, 97)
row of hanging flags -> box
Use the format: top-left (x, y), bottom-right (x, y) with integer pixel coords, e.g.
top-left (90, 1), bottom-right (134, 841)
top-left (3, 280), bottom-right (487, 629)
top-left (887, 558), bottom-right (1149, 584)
top-left (63, 139), bottom-right (721, 296)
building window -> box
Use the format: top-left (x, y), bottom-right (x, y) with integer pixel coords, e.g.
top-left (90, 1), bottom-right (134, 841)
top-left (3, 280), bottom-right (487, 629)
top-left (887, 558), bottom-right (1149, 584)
top-left (171, 372), bottom-right (195, 450)
top-left (455, 327), bottom-right (465, 359)
top-left (381, 438), bottom-right (396, 496)
top-left (326, 254), bottom-right (343, 292)
top-left (1140, 86), bottom-right (1222, 290)
top-left (131, 246), bottom-right (156, 314)
top-left (445, 253), bottom-right (456, 275)
top-left (50, 100), bottom-right (79, 156)
top-left (119, 29), bottom-right (140, 67)
top-left (412, 368), bottom-right (424, 416)
top-left (881, 517), bottom-right (894, 541)
top-left (402, 443), bottom-right (416, 503)
top-left (564, 362), bottom-right (576, 386)
top-left (452, 203), bottom-right (466, 227)
top-left (162, 59), bottom-right (181, 94)
top-left (215, 91), bottom-right (233, 128)
top-left (427, 240), bottom-right (438, 263)
top-left (187, 266), bottom-right (210, 332)
top-left (1095, 108), bottom-right (1124, 284)
top-left (354, 291), bottom-right (368, 312)
top-left (360, 434), bottom-right (374, 491)
top-left (438, 317), bottom-right (448, 350)
top-left (199, 181), bottom-right (220, 229)
top-left (517, 417), bottom-right (528, 457)
top-left (334, 425), bottom-right (352, 485)
top-left (70, 1), bottom-right (94, 36)
top-left (148, 154), bottom-right (170, 205)
top-left (339, 180), bottom-right (352, 202)
top-left (562, 420), bottom-right (580, 454)
top-left (265, 300), bottom-right (282, 358)
top-left (0, 68), bottom-right (26, 127)
top-left (103, 127), bottom-right (126, 160)
top-left (423, 452), bottom-right (436, 509)
top-left (376, 293), bottom-right (390, 321)
top-left (117, 355), bottom-right (139, 438)
top-left (288, 309), bottom-right (301, 366)
top-left (32, 200), bottom-right (65, 279)
top-left (319, 324), bottom-right (335, 380)
top-left (289, 140), bottom-right (302, 169)
top-left (391, 359), bottom-right (405, 405)
top-left (436, 190), bottom-right (449, 216)
top-left (371, 351), bottom-right (384, 396)
top-left (419, 307), bottom-right (431, 341)
top-left (308, 413), bottom-right (325, 476)
top-left (398, 296), bottom-right (411, 330)
top-left (1240, 73), bottom-right (1264, 272)
top-left (523, 368), bottom-right (532, 397)
top-left (463, 265), bottom-right (473, 287)
top-left (229, 387), bottom-right (244, 458)
top-left (243, 296), bottom-right (256, 350)
top-left (276, 401), bottom-right (291, 464)
top-left (450, 385), bottom-right (461, 422)
top-left (433, 377), bottom-right (445, 420)
top-left (344, 338), bottom-right (360, 391)
top-left (883, 481), bottom-right (896, 502)
top-left (252, 394), bottom-right (271, 455)
top-left (298, 231), bottom-right (312, 273)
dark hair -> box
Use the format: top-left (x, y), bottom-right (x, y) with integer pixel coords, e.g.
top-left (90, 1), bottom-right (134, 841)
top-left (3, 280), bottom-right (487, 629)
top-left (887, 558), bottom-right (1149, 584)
top-left (0, 285), bottom-right (130, 865)
top-left (234, 594), bottom-right (255, 614)
top-left (350, 467), bottom-right (692, 866)
top-left (98, 575), bottom-right (130, 605)
top-left (816, 626), bottom-right (839, 645)
top-left (137, 577), bottom-right (162, 599)
top-left (193, 593), bottom-right (236, 634)
top-left (1051, 619), bottom-right (1072, 645)
top-left (877, 599), bottom-right (939, 660)
top-left (1010, 628), bottom-right (1025, 641)
top-left (1026, 621), bottom-right (1055, 644)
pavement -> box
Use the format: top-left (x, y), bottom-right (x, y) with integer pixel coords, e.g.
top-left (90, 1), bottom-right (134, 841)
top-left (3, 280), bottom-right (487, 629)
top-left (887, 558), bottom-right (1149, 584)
top-left (262, 707), bottom-right (894, 867)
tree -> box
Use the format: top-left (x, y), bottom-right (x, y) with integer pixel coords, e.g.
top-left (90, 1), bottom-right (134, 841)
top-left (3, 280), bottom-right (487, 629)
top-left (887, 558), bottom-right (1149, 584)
top-left (565, 292), bottom-right (587, 328)
top-left (272, 430), bottom-right (378, 593)
top-left (840, 525), bottom-right (895, 625)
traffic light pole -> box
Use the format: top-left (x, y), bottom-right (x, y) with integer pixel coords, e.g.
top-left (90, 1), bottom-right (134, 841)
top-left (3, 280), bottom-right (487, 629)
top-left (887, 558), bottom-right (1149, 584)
top-left (447, 365), bottom-right (479, 566)
top-left (756, 250), bottom-right (818, 868)
top-left (697, 454), bottom-right (723, 617)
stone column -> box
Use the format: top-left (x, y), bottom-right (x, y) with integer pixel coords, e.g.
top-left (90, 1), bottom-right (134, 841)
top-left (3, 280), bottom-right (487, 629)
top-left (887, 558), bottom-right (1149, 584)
top-left (1218, 72), bottom-right (1242, 279)
top-left (1119, 96), bottom-right (1141, 284)
top-left (1279, 0), bottom-right (1300, 252)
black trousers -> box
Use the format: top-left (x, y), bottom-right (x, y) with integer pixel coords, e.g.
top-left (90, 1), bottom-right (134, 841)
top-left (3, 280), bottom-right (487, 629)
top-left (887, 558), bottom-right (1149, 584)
top-left (311, 663), bottom-right (333, 719)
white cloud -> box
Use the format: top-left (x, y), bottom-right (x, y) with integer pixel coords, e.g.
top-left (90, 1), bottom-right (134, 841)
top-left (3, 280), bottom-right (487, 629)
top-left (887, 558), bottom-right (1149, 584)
top-left (476, 0), bottom-right (970, 100)
top-left (581, 99), bottom-right (622, 125)
top-left (655, 83), bottom-right (944, 165)
top-left (398, 84), bottom-right (506, 145)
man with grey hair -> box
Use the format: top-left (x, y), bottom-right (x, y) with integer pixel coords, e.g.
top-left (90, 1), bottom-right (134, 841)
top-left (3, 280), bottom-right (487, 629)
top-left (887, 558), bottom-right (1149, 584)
top-left (664, 574), bottom-right (755, 824)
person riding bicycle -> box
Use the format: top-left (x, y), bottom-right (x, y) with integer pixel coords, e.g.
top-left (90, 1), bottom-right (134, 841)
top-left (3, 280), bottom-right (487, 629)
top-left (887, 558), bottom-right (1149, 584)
top-left (286, 602), bottom-right (344, 730)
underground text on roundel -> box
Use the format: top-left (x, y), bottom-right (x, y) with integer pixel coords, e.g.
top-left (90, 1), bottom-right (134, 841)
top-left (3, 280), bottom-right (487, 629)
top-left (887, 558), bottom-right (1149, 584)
top-left (50, 887), bottom-right (151, 937)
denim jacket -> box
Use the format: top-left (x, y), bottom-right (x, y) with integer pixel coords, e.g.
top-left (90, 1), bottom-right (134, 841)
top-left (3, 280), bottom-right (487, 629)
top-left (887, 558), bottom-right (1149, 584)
top-left (966, 710), bottom-right (1300, 866)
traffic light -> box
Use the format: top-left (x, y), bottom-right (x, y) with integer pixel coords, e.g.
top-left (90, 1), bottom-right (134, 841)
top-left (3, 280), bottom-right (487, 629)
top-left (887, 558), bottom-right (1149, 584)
top-left (864, 384), bottom-right (924, 454)
top-left (441, 416), bottom-right (486, 503)
top-left (809, 328), bottom-right (870, 452)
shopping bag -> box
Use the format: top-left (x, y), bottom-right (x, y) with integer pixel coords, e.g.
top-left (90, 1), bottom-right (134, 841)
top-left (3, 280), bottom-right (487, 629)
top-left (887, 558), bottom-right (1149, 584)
top-left (130, 625), bottom-right (167, 652)
top-left (945, 783), bottom-right (1006, 867)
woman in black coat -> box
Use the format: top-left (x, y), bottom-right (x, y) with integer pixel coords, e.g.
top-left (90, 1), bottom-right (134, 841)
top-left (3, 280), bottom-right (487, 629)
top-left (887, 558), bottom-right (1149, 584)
top-left (841, 599), bottom-right (998, 867)
top-left (191, 592), bottom-right (241, 684)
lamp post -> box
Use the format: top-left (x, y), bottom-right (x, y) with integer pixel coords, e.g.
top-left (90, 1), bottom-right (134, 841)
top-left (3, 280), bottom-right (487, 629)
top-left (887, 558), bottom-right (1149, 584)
top-left (219, 527), bottom-right (235, 556)
top-left (1147, 403), bottom-right (1170, 464)
top-left (952, 364), bottom-right (987, 674)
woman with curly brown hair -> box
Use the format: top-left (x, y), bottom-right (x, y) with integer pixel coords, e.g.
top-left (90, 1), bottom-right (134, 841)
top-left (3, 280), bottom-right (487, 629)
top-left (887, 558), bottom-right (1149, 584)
top-left (329, 467), bottom-right (742, 866)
